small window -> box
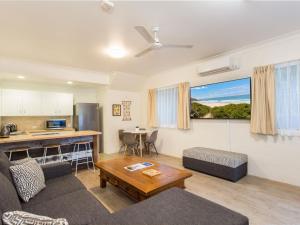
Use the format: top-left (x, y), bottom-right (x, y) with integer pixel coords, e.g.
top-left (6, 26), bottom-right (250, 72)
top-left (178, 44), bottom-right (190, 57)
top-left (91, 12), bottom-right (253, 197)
top-left (156, 86), bottom-right (178, 128)
top-left (275, 60), bottom-right (300, 136)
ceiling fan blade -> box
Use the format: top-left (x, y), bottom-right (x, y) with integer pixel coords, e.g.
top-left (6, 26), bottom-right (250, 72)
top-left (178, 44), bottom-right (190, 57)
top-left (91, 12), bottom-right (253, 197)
top-left (134, 26), bottom-right (155, 43)
top-left (135, 47), bottom-right (153, 57)
top-left (164, 44), bottom-right (193, 48)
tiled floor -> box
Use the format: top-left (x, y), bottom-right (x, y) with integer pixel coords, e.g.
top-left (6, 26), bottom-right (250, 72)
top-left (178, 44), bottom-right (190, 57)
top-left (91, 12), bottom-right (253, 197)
top-left (76, 153), bottom-right (300, 225)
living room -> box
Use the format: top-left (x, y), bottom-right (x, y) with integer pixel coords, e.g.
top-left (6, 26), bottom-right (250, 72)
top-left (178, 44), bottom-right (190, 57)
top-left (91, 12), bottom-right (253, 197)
top-left (0, 1), bottom-right (300, 225)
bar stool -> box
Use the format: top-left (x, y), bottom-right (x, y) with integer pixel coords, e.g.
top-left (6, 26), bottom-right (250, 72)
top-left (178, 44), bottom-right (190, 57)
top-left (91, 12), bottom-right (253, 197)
top-left (71, 141), bottom-right (95, 175)
top-left (7, 146), bottom-right (30, 161)
top-left (42, 144), bottom-right (63, 164)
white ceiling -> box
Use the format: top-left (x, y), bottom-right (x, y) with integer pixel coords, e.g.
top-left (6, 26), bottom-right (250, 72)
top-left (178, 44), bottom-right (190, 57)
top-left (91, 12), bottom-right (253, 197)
top-left (0, 1), bottom-right (300, 76)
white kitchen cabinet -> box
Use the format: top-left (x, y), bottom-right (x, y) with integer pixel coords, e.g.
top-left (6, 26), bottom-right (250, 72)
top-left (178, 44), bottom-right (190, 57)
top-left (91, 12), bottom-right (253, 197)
top-left (41, 92), bottom-right (73, 116)
top-left (1, 89), bottom-right (42, 116)
top-left (1, 89), bottom-right (73, 116)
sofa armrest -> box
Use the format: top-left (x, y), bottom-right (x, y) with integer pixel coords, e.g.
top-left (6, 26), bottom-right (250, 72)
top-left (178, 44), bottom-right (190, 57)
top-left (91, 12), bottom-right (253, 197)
top-left (41, 162), bottom-right (72, 180)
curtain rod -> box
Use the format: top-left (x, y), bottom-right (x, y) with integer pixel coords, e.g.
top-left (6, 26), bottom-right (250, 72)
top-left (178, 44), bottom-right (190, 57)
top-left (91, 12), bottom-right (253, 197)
top-left (154, 83), bottom-right (179, 90)
top-left (274, 58), bottom-right (300, 65)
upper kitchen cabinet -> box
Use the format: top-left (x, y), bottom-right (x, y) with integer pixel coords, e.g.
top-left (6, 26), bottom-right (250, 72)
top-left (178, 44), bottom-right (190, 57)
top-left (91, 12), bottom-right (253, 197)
top-left (41, 92), bottom-right (73, 116)
top-left (1, 89), bottom-right (73, 116)
top-left (1, 89), bottom-right (43, 116)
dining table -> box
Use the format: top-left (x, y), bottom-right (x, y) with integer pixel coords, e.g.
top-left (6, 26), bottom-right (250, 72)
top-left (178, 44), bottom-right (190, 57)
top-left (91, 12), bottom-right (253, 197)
top-left (123, 129), bottom-right (152, 157)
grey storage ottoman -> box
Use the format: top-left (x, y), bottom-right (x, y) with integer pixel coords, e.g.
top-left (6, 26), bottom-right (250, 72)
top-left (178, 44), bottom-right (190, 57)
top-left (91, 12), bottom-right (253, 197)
top-left (183, 147), bottom-right (248, 182)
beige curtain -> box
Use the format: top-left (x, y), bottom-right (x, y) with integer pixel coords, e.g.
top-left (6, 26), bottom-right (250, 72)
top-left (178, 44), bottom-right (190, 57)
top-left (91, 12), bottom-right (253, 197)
top-left (147, 89), bottom-right (157, 127)
top-left (177, 82), bottom-right (190, 129)
top-left (250, 65), bottom-right (276, 135)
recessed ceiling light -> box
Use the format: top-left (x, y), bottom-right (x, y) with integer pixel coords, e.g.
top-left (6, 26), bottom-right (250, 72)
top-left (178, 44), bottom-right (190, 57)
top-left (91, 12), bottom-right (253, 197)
top-left (17, 75), bottom-right (25, 79)
top-left (67, 81), bottom-right (73, 85)
top-left (105, 47), bottom-right (127, 58)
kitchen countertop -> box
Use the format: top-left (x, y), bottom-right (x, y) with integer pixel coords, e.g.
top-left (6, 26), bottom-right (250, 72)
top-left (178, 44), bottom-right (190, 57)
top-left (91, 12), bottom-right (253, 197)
top-left (0, 130), bottom-right (101, 144)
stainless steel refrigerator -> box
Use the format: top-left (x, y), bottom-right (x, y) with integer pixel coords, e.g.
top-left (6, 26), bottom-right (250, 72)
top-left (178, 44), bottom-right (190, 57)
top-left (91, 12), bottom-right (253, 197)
top-left (73, 103), bottom-right (103, 153)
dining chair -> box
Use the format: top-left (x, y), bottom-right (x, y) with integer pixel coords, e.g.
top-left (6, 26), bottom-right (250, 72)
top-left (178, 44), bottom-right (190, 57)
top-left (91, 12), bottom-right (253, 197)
top-left (118, 129), bottom-right (125, 153)
top-left (144, 130), bottom-right (159, 155)
top-left (123, 132), bottom-right (139, 155)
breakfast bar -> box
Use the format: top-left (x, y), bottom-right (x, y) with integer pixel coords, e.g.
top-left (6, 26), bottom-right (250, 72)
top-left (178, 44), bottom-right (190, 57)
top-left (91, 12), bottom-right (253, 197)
top-left (0, 130), bottom-right (101, 162)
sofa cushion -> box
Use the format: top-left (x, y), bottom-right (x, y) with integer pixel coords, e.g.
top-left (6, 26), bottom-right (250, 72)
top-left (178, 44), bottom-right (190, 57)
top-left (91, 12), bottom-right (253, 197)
top-left (0, 173), bottom-right (22, 225)
top-left (9, 159), bottom-right (46, 202)
top-left (23, 190), bottom-right (110, 225)
top-left (22, 174), bottom-right (86, 208)
top-left (0, 152), bottom-right (13, 183)
top-left (111, 188), bottom-right (249, 225)
top-left (2, 211), bottom-right (68, 225)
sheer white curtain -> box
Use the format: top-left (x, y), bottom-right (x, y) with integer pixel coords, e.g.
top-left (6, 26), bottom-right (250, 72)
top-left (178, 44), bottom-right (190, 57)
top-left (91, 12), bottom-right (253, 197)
top-left (156, 86), bottom-right (178, 128)
top-left (275, 60), bottom-right (300, 136)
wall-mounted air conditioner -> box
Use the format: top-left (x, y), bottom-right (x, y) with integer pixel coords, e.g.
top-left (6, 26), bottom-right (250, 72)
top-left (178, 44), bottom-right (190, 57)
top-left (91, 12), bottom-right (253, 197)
top-left (197, 57), bottom-right (240, 76)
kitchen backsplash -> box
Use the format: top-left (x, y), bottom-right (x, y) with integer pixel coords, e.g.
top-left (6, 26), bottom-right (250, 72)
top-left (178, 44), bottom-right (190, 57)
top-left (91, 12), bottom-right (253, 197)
top-left (1, 116), bottom-right (72, 131)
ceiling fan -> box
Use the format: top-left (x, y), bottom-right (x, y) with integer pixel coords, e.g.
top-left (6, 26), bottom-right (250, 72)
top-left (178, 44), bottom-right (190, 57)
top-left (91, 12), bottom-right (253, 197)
top-left (134, 26), bottom-right (193, 57)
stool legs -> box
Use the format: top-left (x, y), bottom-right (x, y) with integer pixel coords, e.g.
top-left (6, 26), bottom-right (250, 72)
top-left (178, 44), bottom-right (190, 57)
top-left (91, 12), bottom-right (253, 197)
top-left (8, 148), bottom-right (30, 161)
top-left (9, 151), bottom-right (12, 161)
top-left (88, 142), bottom-right (95, 172)
top-left (85, 143), bottom-right (89, 170)
top-left (75, 144), bottom-right (79, 176)
top-left (26, 149), bottom-right (30, 158)
top-left (43, 145), bottom-right (63, 165)
top-left (71, 144), bottom-right (76, 166)
top-left (58, 146), bottom-right (63, 162)
top-left (72, 142), bottom-right (95, 176)
top-left (43, 147), bottom-right (47, 164)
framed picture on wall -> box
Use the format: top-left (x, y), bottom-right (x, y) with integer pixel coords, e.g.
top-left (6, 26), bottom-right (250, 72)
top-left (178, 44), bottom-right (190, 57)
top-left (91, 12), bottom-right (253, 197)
top-left (112, 104), bottom-right (121, 116)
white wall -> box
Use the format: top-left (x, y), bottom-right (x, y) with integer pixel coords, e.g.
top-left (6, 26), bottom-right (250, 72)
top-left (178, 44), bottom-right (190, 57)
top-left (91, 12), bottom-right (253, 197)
top-left (102, 88), bottom-right (141, 154)
top-left (142, 32), bottom-right (300, 187)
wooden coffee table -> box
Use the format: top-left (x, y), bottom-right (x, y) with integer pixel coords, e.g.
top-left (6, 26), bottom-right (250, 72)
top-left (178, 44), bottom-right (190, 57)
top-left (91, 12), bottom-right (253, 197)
top-left (95, 156), bottom-right (192, 201)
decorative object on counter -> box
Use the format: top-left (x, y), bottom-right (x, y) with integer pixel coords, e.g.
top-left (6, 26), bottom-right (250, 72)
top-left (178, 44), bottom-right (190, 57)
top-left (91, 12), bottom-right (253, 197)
top-left (0, 125), bottom-right (10, 138)
top-left (122, 100), bottom-right (132, 121)
top-left (5, 123), bottom-right (18, 133)
top-left (135, 126), bottom-right (140, 131)
top-left (9, 158), bottom-right (46, 202)
top-left (112, 104), bottom-right (121, 116)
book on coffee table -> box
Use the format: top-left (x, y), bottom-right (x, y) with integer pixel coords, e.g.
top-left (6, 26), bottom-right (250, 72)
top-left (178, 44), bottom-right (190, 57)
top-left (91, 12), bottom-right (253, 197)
top-left (142, 169), bottom-right (161, 177)
top-left (124, 162), bottom-right (153, 172)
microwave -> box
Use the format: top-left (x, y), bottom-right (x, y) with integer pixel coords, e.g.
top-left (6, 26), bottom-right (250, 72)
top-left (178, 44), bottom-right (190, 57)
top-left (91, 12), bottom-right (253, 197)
top-left (46, 119), bottom-right (67, 129)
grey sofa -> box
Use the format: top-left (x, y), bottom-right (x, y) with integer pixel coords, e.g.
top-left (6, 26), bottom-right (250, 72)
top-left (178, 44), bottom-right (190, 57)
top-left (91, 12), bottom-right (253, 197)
top-left (0, 152), bottom-right (249, 225)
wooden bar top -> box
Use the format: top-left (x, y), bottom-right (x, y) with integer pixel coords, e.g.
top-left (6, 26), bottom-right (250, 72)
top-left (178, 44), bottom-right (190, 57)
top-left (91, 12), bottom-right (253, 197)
top-left (0, 130), bottom-right (101, 144)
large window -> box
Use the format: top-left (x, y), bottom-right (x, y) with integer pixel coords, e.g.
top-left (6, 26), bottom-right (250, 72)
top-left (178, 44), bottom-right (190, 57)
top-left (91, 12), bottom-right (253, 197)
top-left (156, 86), bottom-right (178, 128)
top-left (275, 60), bottom-right (300, 136)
